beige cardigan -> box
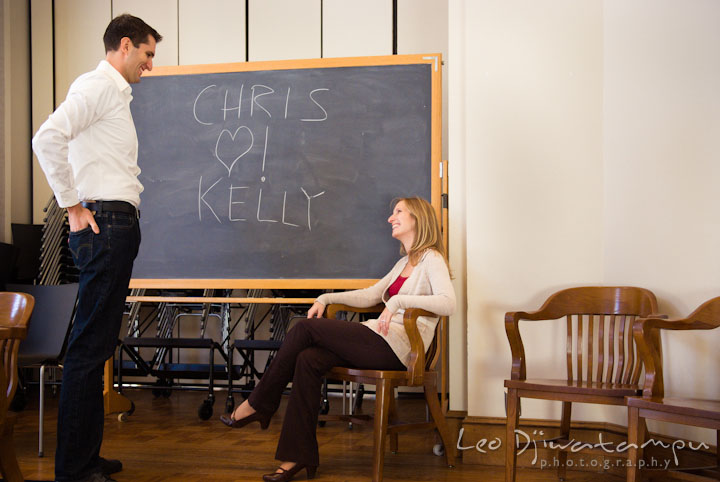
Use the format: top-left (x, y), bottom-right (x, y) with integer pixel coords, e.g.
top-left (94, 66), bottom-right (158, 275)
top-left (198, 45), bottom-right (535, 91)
top-left (316, 249), bottom-right (455, 366)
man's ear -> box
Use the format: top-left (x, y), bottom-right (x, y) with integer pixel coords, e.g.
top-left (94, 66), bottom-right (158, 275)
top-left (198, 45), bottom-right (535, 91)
top-left (119, 36), bottom-right (132, 54)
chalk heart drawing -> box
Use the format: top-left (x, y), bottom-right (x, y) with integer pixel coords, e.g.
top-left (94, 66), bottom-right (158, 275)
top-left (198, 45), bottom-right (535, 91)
top-left (214, 126), bottom-right (255, 176)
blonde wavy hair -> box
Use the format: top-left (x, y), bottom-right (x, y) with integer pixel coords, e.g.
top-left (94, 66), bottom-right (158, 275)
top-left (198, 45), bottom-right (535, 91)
top-left (392, 196), bottom-right (448, 268)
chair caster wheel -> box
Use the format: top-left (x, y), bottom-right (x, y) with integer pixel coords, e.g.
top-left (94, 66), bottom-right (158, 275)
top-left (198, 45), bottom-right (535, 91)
top-left (433, 443), bottom-right (445, 456)
top-left (118, 401), bottom-right (135, 422)
top-left (198, 399), bottom-right (214, 420)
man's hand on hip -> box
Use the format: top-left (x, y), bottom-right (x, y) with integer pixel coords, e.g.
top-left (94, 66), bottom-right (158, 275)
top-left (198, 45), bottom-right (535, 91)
top-left (67, 203), bottom-right (100, 234)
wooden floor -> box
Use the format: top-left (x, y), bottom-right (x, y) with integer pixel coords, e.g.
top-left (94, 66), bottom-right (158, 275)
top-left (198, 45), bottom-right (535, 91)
top-left (11, 387), bottom-right (622, 481)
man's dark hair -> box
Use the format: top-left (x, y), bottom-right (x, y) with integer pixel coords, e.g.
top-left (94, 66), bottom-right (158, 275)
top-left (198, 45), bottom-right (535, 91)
top-left (103, 14), bottom-right (162, 53)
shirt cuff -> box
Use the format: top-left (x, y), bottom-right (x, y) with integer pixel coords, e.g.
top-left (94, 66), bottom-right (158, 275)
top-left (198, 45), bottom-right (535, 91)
top-left (55, 190), bottom-right (80, 209)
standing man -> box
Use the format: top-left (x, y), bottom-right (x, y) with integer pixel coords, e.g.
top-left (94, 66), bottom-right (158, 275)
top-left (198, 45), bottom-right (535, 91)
top-left (32, 14), bottom-right (161, 482)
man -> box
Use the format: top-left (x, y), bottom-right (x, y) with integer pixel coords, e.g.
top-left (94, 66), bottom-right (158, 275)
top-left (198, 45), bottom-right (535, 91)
top-left (32, 14), bottom-right (161, 482)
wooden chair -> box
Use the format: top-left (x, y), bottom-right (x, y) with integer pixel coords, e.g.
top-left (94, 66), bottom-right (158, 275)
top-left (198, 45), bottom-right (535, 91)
top-left (504, 286), bottom-right (659, 482)
top-left (324, 303), bottom-right (456, 482)
top-left (0, 291), bottom-right (35, 482)
top-left (626, 296), bottom-right (720, 481)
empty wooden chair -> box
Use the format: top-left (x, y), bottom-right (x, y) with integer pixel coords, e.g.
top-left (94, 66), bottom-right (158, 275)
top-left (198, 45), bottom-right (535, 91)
top-left (324, 303), bottom-right (456, 482)
top-left (504, 286), bottom-right (659, 481)
top-left (627, 296), bottom-right (720, 481)
top-left (0, 291), bottom-right (35, 482)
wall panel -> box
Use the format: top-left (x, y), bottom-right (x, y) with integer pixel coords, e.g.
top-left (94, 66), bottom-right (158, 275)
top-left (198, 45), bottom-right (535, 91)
top-left (179, 0), bottom-right (246, 65)
top-left (30, 0), bottom-right (54, 221)
top-left (53, 0), bottom-right (109, 103)
top-left (323, 0), bottom-right (391, 58)
top-left (7, 0), bottom-right (30, 225)
top-left (248, 0), bottom-right (320, 61)
top-left (1, 0), bottom-right (6, 241)
top-left (398, 0), bottom-right (448, 160)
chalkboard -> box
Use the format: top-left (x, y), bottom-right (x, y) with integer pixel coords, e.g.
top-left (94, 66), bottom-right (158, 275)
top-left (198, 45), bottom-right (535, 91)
top-left (129, 55), bottom-right (441, 288)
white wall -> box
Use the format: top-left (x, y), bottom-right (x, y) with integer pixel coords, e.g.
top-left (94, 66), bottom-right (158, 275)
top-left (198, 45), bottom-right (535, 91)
top-left (602, 0), bottom-right (720, 443)
top-left (456, 0), bottom-right (605, 419)
top-left (452, 0), bottom-right (720, 444)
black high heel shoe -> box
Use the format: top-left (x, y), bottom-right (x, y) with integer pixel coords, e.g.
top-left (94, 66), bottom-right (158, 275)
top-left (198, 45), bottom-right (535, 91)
top-left (262, 464), bottom-right (317, 482)
top-left (219, 409), bottom-right (271, 429)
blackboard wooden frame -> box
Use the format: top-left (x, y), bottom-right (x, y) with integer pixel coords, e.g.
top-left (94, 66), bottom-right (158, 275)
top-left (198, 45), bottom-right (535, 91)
top-left (128, 54), bottom-right (443, 291)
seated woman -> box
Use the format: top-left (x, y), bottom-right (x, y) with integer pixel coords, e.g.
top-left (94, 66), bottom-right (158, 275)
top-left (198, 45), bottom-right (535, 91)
top-left (220, 196), bottom-right (455, 482)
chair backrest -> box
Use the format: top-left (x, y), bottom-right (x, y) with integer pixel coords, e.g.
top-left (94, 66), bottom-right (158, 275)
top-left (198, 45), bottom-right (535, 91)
top-left (557, 287), bottom-right (658, 385)
top-left (6, 283), bottom-right (78, 366)
top-left (0, 292), bottom-right (35, 419)
top-left (510, 286), bottom-right (659, 385)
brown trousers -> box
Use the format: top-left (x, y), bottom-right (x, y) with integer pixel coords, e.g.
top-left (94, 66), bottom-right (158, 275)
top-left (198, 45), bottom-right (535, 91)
top-left (247, 317), bottom-right (405, 467)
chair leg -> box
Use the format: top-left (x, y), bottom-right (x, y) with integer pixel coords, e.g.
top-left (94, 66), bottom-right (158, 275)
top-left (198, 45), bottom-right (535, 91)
top-left (558, 401), bottom-right (572, 481)
top-left (39, 364), bottom-right (45, 457)
top-left (389, 390), bottom-right (398, 454)
top-left (637, 418), bottom-right (649, 473)
top-left (424, 376), bottom-right (456, 467)
top-left (506, 388), bottom-right (520, 482)
top-left (372, 379), bottom-right (392, 482)
top-left (0, 416), bottom-right (23, 482)
top-left (626, 406), bottom-right (642, 482)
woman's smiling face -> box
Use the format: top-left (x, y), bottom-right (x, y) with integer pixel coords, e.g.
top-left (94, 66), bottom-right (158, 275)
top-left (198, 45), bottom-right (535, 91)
top-left (388, 200), bottom-right (416, 244)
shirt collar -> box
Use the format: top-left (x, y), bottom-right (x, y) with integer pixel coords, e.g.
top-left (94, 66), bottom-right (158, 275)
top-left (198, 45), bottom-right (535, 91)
top-left (97, 60), bottom-right (132, 95)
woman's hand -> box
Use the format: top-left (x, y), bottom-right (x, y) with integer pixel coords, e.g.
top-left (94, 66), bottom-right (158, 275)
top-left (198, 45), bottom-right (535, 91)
top-left (307, 301), bottom-right (325, 318)
top-left (377, 307), bottom-right (395, 336)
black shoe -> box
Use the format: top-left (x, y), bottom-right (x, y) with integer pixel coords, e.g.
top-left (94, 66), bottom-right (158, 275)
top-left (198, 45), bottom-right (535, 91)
top-left (99, 457), bottom-right (122, 475)
top-left (219, 409), bottom-right (271, 429)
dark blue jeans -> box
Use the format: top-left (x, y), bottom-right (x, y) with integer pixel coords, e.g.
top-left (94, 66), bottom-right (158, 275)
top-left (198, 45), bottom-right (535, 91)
top-left (55, 211), bottom-right (140, 481)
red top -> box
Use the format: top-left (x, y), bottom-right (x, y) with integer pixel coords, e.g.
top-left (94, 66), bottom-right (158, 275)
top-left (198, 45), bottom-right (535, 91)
top-left (387, 275), bottom-right (408, 298)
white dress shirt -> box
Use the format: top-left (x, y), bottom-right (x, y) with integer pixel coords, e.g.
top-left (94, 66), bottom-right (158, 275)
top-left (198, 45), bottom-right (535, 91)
top-left (32, 60), bottom-right (143, 208)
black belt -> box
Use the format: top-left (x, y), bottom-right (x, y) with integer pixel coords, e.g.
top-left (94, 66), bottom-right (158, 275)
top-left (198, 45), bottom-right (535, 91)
top-left (82, 201), bottom-right (140, 218)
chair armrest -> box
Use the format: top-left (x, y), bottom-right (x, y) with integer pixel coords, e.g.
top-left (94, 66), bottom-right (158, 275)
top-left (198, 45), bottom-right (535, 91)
top-left (634, 314), bottom-right (717, 398)
top-left (505, 311), bottom-right (537, 381)
top-left (325, 303), bottom-right (436, 386)
top-left (504, 304), bottom-right (577, 381)
top-left (403, 308), bottom-right (437, 386)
